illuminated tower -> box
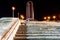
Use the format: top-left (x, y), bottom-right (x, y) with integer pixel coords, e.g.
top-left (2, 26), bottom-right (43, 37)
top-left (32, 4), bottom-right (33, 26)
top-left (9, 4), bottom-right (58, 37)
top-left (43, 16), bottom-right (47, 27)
top-left (26, 1), bottom-right (34, 20)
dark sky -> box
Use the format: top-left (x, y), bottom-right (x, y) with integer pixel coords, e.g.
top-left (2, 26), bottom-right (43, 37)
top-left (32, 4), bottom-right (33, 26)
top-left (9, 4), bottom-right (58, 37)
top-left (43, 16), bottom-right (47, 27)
top-left (0, 0), bottom-right (60, 20)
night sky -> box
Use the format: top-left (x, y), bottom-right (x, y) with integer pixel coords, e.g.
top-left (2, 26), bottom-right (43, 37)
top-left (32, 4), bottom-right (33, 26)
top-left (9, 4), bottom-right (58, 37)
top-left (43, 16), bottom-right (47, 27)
top-left (0, 0), bottom-right (60, 20)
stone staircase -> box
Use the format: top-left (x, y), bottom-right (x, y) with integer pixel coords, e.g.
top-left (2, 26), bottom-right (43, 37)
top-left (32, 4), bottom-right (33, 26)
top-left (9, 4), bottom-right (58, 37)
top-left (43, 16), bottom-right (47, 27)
top-left (14, 25), bottom-right (27, 40)
top-left (13, 22), bottom-right (60, 40)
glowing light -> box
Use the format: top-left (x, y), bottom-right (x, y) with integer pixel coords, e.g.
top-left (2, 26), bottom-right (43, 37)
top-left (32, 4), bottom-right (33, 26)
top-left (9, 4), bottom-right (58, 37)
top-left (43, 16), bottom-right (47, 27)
top-left (12, 7), bottom-right (15, 10)
top-left (20, 15), bottom-right (24, 19)
top-left (12, 6), bottom-right (15, 18)
top-left (44, 17), bottom-right (47, 20)
top-left (47, 16), bottom-right (50, 19)
top-left (53, 16), bottom-right (56, 19)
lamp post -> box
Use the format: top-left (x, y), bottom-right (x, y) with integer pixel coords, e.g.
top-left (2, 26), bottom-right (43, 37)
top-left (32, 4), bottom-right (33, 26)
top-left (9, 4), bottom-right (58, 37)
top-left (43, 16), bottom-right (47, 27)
top-left (44, 17), bottom-right (47, 21)
top-left (47, 16), bottom-right (50, 21)
top-left (53, 16), bottom-right (56, 21)
top-left (12, 7), bottom-right (15, 18)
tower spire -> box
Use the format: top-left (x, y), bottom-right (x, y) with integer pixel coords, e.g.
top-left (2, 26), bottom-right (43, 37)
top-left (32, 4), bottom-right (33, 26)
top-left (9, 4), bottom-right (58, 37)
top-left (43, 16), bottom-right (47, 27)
top-left (26, 1), bottom-right (34, 20)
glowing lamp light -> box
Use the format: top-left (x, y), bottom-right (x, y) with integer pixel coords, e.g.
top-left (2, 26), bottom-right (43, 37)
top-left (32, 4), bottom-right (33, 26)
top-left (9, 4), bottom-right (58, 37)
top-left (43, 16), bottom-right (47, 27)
top-left (12, 7), bottom-right (15, 10)
top-left (53, 16), bottom-right (56, 19)
top-left (48, 16), bottom-right (50, 19)
top-left (20, 15), bottom-right (24, 19)
top-left (44, 17), bottom-right (47, 20)
top-left (12, 6), bottom-right (15, 18)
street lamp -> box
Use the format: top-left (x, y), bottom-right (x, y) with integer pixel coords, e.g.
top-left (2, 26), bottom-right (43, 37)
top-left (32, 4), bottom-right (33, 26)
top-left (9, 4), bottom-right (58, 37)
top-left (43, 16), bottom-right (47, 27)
top-left (20, 15), bottom-right (24, 20)
top-left (44, 17), bottom-right (47, 21)
top-left (48, 16), bottom-right (50, 19)
top-left (53, 16), bottom-right (56, 21)
top-left (47, 16), bottom-right (50, 21)
top-left (12, 6), bottom-right (15, 18)
top-left (44, 17), bottom-right (47, 20)
top-left (53, 16), bottom-right (56, 19)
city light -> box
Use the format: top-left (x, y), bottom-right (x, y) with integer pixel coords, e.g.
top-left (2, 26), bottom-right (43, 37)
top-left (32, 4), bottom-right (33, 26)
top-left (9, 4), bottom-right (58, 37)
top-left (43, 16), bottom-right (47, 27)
top-left (20, 15), bottom-right (24, 19)
top-left (44, 17), bottom-right (47, 20)
top-left (53, 16), bottom-right (56, 19)
top-left (47, 16), bottom-right (50, 19)
top-left (47, 16), bottom-right (50, 21)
